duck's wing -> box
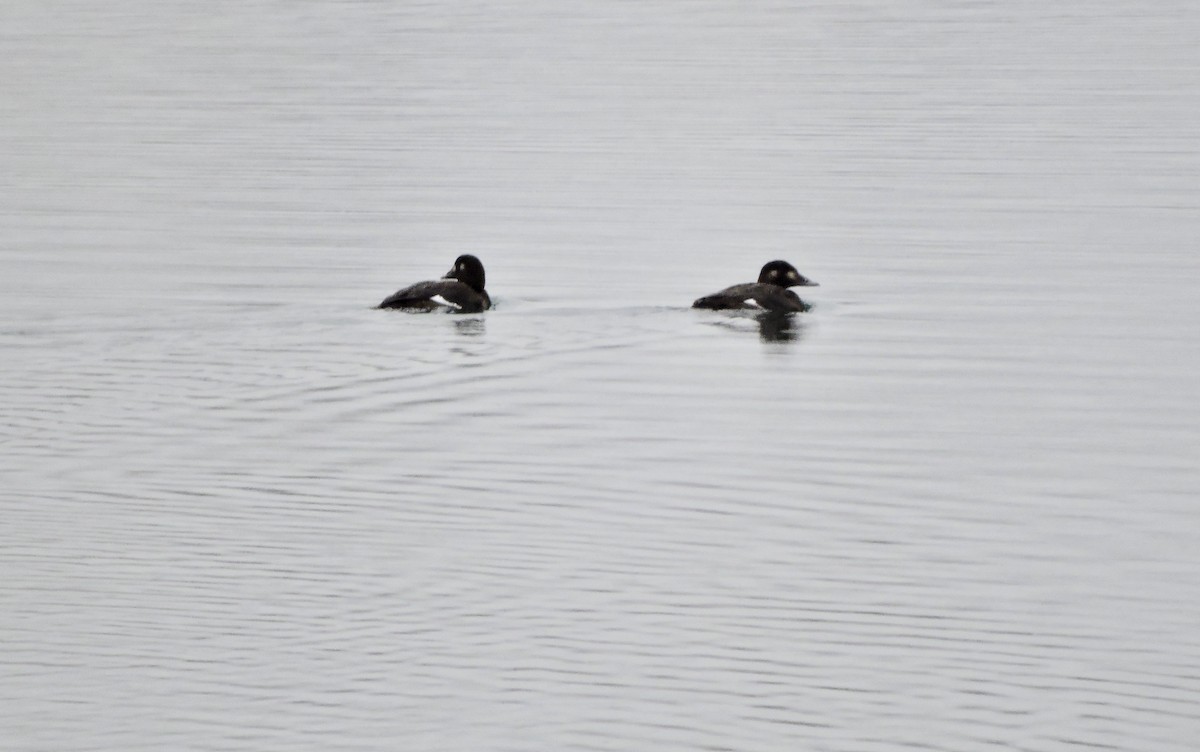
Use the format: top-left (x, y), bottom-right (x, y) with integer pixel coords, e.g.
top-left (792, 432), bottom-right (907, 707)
top-left (377, 279), bottom-right (488, 312)
top-left (692, 283), bottom-right (758, 310)
top-left (692, 283), bottom-right (809, 312)
top-left (434, 281), bottom-right (489, 312)
top-left (378, 280), bottom-right (448, 309)
top-left (748, 286), bottom-right (810, 313)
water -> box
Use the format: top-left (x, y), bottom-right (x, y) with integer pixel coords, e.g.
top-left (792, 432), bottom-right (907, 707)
top-left (4, 1), bottom-right (1200, 750)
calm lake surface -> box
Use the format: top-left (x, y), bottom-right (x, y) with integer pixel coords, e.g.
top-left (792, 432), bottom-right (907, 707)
top-left (4, 1), bottom-right (1200, 750)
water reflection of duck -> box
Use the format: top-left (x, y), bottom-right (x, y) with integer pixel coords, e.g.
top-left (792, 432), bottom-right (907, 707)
top-left (756, 311), bottom-right (803, 342)
top-left (692, 260), bottom-right (818, 313)
top-left (377, 255), bottom-right (491, 313)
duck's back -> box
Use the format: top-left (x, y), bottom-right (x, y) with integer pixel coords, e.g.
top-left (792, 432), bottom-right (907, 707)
top-left (692, 283), bottom-right (808, 312)
top-left (377, 279), bottom-right (490, 312)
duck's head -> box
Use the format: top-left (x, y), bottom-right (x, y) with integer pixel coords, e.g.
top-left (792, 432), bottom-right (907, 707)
top-left (443, 254), bottom-right (487, 293)
top-left (758, 260), bottom-right (817, 288)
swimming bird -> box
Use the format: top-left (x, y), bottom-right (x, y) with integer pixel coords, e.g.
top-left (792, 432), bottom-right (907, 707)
top-left (377, 254), bottom-right (491, 313)
top-left (692, 260), bottom-right (818, 312)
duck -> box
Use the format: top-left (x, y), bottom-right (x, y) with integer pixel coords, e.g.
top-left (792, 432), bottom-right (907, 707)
top-left (692, 260), bottom-right (818, 312)
top-left (377, 254), bottom-right (491, 313)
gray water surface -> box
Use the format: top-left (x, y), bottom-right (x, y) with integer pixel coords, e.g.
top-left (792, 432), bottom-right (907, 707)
top-left (4, 2), bottom-right (1200, 750)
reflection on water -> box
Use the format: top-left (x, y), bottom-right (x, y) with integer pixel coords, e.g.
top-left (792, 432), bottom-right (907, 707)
top-left (756, 311), bottom-right (803, 343)
top-left (452, 316), bottom-right (486, 337)
top-left (698, 309), bottom-right (808, 344)
top-left (4, 1), bottom-right (1200, 751)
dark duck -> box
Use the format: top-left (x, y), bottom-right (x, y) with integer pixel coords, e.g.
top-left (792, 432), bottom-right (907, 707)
top-left (692, 260), bottom-right (818, 312)
top-left (377, 254), bottom-right (491, 313)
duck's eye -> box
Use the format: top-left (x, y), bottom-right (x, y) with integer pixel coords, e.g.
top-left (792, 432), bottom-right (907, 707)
top-left (458, 263), bottom-right (466, 271)
top-left (768, 269), bottom-right (779, 278)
